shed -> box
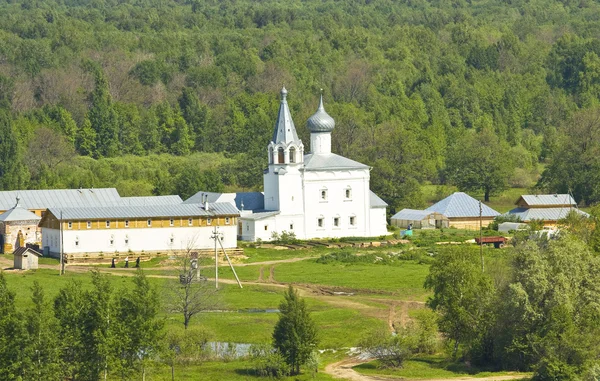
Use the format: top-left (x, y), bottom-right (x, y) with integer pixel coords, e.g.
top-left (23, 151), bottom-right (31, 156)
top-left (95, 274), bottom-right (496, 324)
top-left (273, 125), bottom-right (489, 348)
top-left (426, 192), bottom-right (500, 230)
top-left (391, 209), bottom-right (449, 229)
top-left (13, 247), bottom-right (42, 270)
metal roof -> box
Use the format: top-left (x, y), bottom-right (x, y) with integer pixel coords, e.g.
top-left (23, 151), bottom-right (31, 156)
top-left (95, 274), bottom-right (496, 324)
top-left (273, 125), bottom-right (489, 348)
top-left (426, 192), bottom-right (500, 218)
top-left (272, 87), bottom-right (300, 145)
top-left (519, 194), bottom-right (576, 206)
top-left (391, 209), bottom-right (433, 221)
top-left (13, 247), bottom-right (42, 257)
top-left (240, 211), bottom-right (280, 221)
top-left (370, 191), bottom-right (388, 208)
top-left (119, 195), bottom-right (182, 206)
top-left (507, 207), bottom-right (588, 222)
top-left (48, 202), bottom-right (239, 221)
top-left (0, 188), bottom-right (121, 210)
top-left (184, 191), bottom-right (265, 212)
top-left (0, 204), bottom-right (41, 222)
top-left (302, 153), bottom-right (369, 171)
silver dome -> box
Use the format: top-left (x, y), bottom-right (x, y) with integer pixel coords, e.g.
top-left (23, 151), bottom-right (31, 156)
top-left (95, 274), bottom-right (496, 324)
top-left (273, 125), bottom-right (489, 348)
top-left (307, 94), bottom-right (335, 133)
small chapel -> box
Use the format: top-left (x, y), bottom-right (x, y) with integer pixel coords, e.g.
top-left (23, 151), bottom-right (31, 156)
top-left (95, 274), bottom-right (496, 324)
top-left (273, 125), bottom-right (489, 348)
top-left (238, 88), bottom-right (388, 241)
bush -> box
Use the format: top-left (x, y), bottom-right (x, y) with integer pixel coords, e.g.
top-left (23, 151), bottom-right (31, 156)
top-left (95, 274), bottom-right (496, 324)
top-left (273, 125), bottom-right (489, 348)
top-left (403, 309), bottom-right (439, 354)
top-left (249, 344), bottom-right (290, 378)
top-left (359, 328), bottom-right (413, 369)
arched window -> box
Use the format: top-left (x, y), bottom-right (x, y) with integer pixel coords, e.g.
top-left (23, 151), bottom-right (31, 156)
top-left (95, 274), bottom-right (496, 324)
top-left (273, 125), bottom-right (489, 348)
top-left (289, 147), bottom-right (296, 163)
top-left (278, 147), bottom-right (285, 164)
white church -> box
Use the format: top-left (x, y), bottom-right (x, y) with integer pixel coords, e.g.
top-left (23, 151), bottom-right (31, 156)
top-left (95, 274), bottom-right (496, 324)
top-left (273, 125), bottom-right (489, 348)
top-left (233, 88), bottom-right (388, 241)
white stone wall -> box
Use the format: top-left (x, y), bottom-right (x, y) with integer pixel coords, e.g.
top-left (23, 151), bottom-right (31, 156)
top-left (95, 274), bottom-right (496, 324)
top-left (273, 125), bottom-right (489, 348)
top-left (42, 225), bottom-right (237, 255)
top-left (369, 207), bottom-right (389, 237)
top-left (302, 168), bottom-right (372, 239)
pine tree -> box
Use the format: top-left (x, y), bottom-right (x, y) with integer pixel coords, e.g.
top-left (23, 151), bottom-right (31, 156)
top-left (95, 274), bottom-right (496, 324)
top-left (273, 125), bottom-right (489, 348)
top-left (88, 69), bottom-right (119, 158)
top-left (272, 286), bottom-right (319, 375)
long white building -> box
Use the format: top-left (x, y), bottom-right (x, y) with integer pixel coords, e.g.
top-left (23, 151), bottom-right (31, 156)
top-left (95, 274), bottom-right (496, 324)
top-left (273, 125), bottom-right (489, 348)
top-left (39, 203), bottom-right (239, 256)
top-left (232, 88), bottom-right (387, 241)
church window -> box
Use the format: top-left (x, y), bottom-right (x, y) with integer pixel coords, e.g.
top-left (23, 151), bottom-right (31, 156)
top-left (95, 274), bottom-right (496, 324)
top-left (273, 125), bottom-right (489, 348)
top-left (320, 189), bottom-right (328, 201)
top-left (264, 225), bottom-right (268, 231)
top-left (75, 240), bottom-right (79, 247)
top-left (289, 147), bottom-right (296, 163)
top-left (317, 218), bottom-right (324, 228)
top-left (125, 238), bottom-right (129, 245)
top-left (207, 218), bottom-right (212, 225)
top-left (225, 217), bottom-right (230, 225)
top-left (278, 147), bottom-right (285, 163)
top-left (109, 239), bottom-right (114, 246)
top-left (345, 187), bottom-right (352, 199)
top-left (246, 224), bottom-right (249, 231)
top-left (125, 220), bottom-right (129, 228)
top-left (188, 218), bottom-right (193, 226)
top-left (170, 218), bottom-right (174, 226)
top-left (67, 221), bottom-right (72, 229)
top-left (106, 220), bottom-right (110, 228)
top-left (170, 237), bottom-right (174, 244)
top-left (290, 223), bottom-right (294, 230)
top-left (333, 217), bottom-right (340, 227)
top-left (349, 216), bottom-right (356, 226)
top-left (147, 219), bottom-right (152, 227)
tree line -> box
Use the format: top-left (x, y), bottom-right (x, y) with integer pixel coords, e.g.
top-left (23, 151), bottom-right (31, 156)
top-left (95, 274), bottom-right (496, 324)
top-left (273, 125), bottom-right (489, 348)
top-left (1, 0), bottom-right (600, 208)
top-left (424, 214), bottom-right (600, 380)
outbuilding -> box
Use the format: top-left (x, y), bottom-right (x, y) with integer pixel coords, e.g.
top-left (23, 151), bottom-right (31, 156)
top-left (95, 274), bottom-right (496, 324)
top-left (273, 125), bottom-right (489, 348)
top-left (426, 192), bottom-right (500, 230)
top-left (391, 209), bottom-right (449, 229)
top-left (13, 247), bottom-right (42, 270)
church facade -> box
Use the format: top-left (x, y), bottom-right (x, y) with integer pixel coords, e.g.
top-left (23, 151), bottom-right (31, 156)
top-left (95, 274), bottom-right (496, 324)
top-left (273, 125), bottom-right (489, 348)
top-left (239, 88), bottom-right (388, 241)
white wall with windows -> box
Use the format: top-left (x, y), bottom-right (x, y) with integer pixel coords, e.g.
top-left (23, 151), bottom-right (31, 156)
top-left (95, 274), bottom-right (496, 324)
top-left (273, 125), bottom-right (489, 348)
top-left (42, 225), bottom-right (237, 256)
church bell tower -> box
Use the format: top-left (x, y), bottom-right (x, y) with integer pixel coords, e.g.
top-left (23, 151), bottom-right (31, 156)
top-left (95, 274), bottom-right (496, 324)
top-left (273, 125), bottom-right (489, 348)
top-left (263, 88), bottom-right (304, 214)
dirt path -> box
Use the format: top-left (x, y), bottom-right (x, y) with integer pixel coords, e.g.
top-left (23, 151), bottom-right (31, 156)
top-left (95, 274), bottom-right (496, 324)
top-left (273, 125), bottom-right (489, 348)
top-left (268, 265), bottom-right (275, 282)
top-left (324, 357), bottom-right (529, 381)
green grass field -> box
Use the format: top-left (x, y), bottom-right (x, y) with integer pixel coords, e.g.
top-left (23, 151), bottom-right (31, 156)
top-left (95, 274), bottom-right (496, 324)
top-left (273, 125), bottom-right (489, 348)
top-left (0, 242), bottom-right (520, 380)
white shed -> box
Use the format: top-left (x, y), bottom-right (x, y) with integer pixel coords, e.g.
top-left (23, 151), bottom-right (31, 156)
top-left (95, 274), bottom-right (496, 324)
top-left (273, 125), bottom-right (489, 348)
top-left (391, 209), bottom-right (449, 229)
top-left (13, 247), bottom-right (42, 270)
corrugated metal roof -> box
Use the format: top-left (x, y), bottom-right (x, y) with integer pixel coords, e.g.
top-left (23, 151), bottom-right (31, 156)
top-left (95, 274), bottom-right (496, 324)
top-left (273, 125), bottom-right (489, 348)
top-left (302, 153), bottom-right (369, 171)
top-left (48, 202), bottom-right (239, 220)
top-left (507, 207), bottom-right (588, 222)
top-left (0, 204), bottom-right (41, 222)
top-left (370, 191), bottom-right (387, 208)
top-left (0, 188), bottom-right (121, 210)
top-left (391, 209), bottom-right (431, 221)
top-left (426, 192), bottom-right (500, 218)
top-left (240, 211), bottom-right (280, 221)
top-left (13, 247), bottom-right (42, 257)
top-left (519, 194), bottom-right (576, 206)
top-left (119, 195), bottom-right (182, 206)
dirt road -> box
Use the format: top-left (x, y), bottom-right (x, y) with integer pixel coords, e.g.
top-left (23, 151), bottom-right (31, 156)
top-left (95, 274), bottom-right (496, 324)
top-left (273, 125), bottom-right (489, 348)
top-left (324, 357), bottom-right (530, 381)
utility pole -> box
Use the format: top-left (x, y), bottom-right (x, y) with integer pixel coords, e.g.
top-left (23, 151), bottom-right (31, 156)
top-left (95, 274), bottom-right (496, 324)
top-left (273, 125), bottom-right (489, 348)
top-left (60, 210), bottom-right (65, 275)
top-left (212, 226), bottom-right (219, 289)
top-left (479, 200), bottom-right (484, 273)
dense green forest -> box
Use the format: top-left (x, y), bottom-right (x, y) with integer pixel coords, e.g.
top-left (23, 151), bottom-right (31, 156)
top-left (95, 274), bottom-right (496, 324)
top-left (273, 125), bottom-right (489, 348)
top-left (1, 0), bottom-right (600, 209)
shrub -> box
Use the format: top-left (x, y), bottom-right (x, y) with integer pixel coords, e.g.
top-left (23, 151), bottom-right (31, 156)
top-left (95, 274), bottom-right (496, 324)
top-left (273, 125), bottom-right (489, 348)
top-left (249, 344), bottom-right (290, 378)
top-left (359, 328), bottom-right (413, 369)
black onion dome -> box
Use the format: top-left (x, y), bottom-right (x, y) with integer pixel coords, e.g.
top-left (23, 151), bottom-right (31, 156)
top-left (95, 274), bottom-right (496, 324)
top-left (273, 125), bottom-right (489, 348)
top-left (307, 94), bottom-right (335, 133)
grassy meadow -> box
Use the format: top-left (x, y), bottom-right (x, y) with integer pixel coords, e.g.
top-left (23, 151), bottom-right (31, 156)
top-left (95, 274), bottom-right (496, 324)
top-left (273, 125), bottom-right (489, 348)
top-left (0, 223), bottom-right (525, 380)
